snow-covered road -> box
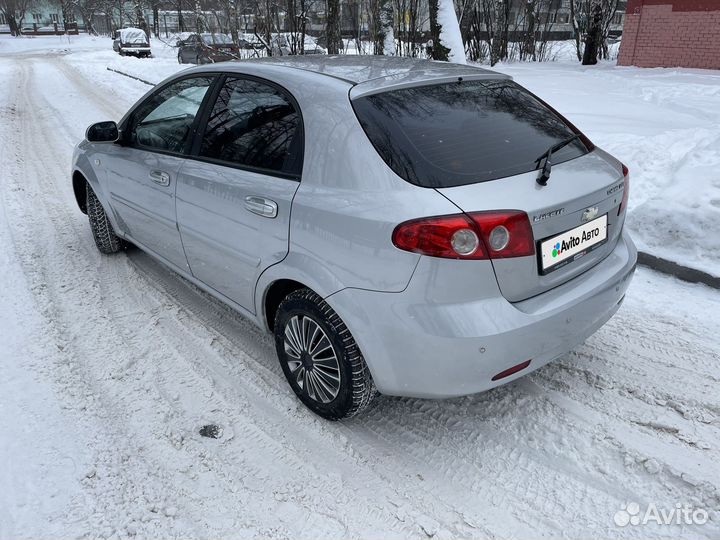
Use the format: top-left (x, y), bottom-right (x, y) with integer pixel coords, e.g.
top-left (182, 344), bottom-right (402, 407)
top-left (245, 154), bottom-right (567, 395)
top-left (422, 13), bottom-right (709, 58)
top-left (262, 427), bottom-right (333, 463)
top-left (1, 41), bottom-right (719, 539)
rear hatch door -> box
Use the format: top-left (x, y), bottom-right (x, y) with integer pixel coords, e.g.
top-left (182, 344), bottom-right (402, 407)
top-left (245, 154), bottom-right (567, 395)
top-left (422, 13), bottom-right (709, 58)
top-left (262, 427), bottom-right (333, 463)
top-left (351, 76), bottom-right (627, 302)
top-left (438, 151), bottom-right (625, 302)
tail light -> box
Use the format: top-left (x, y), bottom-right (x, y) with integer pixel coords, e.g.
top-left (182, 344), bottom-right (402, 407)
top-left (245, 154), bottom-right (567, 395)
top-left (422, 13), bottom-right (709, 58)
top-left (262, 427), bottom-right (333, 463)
top-left (392, 210), bottom-right (535, 260)
top-left (618, 164), bottom-right (629, 216)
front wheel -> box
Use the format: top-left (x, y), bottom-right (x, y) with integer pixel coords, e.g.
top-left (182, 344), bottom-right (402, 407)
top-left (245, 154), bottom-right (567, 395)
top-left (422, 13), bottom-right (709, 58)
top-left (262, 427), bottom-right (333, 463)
top-left (86, 183), bottom-right (123, 254)
top-left (274, 288), bottom-right (377, 420)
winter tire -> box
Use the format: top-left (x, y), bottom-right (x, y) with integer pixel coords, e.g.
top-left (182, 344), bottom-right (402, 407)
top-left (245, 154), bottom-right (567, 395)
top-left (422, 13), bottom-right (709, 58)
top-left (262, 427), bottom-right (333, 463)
top-left (274, 288), bottom-right (377, 420)
top-left (86, 183), bottom-right (123, 254)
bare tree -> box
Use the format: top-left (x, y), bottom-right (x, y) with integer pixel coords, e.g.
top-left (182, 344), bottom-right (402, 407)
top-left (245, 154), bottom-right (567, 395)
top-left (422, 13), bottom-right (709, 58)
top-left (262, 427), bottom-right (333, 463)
top-left (428, 0), bottom-right (451, 60)
top-left (326, 0), bottom-right (342, 53)
top-left (393, 0), bottom-right (423, 57)
top-left (74, 0), bottom-right (103, 34)
top-left (569, 0), bottom-right (581, 60)
top-left (194, 0), bottom-right (204, 32)
top-left (148, 0), bottom-right (160, 35)
top-left (176, 0), bottom-right (185, 32)
top-left (490, 0), bottom-right (508, 64)
top-left (60, 0), bottom-right (75, 28)
top-left (134, 0), bottom-right (150, 37)
top-left (0, 0), bottom-right (30, 35)
top-left (581, 0), bottom-right (601, 64)
top-left (570, 0), bottom-right (621, 62)
top-left (519, 0), bottom-right (536, 60)
top-left (371, 0), bottom-right (394, 54)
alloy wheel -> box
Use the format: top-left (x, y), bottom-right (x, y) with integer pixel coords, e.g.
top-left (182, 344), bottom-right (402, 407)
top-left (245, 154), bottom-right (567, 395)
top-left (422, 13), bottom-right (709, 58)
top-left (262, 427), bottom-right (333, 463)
top-left (283, 315), bottom-right (341, 403)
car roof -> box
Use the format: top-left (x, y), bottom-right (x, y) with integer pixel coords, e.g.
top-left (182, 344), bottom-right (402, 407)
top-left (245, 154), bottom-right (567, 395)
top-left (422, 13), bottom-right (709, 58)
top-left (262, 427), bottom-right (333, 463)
top-left (181, 56), bottom-right (511, 99)
top-left (241, 55), bottom-right (509, 95)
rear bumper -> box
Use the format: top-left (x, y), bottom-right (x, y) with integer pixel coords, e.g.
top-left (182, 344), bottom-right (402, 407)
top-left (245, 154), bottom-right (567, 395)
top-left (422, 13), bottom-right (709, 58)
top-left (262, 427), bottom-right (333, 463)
top-left (327, 229), bottom-right (637, 398)
top-left (121, 47), bottom-right (151, 55)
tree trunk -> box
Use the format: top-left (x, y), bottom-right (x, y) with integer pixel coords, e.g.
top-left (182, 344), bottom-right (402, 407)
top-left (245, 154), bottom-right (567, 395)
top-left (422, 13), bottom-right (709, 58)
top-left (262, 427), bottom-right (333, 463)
top-left (227, 0), bottom-right (239, 45)
top-left (134, 0), bottom-right (150, 39)
top-left (520, 0), bottom-right (536, 61)
top-left (569, 0), bottom-right (582, 61)
top-left (177, 0), bottom-right (184, 32)
top-left (78, 6), bottom-right (99, 35)
top-left (326, 0), bottom-right (342, 54)
top-left (152, 3), bottom-right (159, 36)
top-left (194, 0), bottom-right (202, 32)
top-left (582, 0), bottom-right (602, 65)
top-left (5, 12), bottom-right (21, 35)
top-left (300, 0), bottom-right (307, 53)
top-left (490, 0), bottom-right (508, 65)
top-left (428, 0), bottom-right (450, 60)
top-left (374, 0), bottom-right (394, 55)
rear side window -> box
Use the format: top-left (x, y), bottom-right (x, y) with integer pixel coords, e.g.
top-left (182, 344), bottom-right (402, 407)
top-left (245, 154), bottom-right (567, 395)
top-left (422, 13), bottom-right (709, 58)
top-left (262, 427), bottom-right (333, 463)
top-left (352, 80), bottom-right (589, 188)
top-left (199, 77), bottom-right (302, 176)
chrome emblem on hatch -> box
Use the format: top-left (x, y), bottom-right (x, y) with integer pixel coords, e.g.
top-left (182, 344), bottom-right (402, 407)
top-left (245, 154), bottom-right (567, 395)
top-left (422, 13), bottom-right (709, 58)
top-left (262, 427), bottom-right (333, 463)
top-left (582, 206), bottom-right (599, 222)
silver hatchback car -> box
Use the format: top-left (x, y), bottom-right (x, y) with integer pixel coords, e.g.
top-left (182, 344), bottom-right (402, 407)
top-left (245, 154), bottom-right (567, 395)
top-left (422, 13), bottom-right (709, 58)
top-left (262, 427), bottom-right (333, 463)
top-left (72, 56), bottom-right (636, 420)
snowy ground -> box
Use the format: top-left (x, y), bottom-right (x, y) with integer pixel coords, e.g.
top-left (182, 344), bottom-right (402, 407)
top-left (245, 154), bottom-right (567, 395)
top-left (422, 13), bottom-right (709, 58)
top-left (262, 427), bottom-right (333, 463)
top-left (1, 35), bottom-right (719, 539)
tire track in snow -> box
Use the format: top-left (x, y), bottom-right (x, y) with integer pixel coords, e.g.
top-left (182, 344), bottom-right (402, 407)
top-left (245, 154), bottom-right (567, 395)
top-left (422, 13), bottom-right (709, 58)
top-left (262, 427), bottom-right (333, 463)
top-left (3, 59), bottom-right (215, 538)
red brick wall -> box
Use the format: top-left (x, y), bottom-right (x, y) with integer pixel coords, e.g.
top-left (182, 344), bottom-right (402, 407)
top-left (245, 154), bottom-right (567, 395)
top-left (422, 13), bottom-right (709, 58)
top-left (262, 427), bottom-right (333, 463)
top-left (618, 1), bottom-right (720, 69)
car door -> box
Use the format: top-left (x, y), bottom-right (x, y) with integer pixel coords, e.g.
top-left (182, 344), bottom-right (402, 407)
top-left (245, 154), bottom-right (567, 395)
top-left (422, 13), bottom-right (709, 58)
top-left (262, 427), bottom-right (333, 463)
top-left (184, 35), bottom-right (200, 63)
top-left (176, 75), bottom-right (303, 313)
top-left (103, 74), bottom-right (216, 270)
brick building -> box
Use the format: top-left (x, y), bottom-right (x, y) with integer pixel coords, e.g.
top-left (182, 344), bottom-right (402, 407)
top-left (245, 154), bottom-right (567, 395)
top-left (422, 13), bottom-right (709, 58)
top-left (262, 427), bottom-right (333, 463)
top-left (618, 0), bottom-right (720, 70)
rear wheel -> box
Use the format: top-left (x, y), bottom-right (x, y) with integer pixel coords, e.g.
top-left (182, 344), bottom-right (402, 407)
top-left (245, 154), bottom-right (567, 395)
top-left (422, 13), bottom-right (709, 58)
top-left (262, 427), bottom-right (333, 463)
top-left (86, 183), bottom-right (123, 254)
top-left (274, 288), bottom-right (377, 420)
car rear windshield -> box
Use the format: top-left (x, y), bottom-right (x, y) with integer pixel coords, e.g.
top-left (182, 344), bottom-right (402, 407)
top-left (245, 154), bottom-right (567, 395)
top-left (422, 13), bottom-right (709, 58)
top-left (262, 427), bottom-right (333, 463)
top-left (352, 80), bottom-right (589, 188)
top-left (202, 33), bottom-right (232, 45)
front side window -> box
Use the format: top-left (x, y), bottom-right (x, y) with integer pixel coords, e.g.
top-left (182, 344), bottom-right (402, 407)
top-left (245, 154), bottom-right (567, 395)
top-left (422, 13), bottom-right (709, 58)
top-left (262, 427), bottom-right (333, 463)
top-left (128, 76), bottom-right (214, 153)
top-left (199, 77), bottom-right (302, 176)
top-left (353, 79), bottom-right (589, 188)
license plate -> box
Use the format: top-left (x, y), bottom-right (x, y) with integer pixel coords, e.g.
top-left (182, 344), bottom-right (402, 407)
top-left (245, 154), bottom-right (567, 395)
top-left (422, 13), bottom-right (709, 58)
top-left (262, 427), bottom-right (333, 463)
top-left (539, 214), bottom-right (608, 274)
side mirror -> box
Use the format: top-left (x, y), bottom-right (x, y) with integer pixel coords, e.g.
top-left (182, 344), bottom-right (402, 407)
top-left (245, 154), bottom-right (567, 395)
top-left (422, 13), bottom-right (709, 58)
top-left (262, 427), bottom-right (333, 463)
top-left (86, 121), bottom-right (119, 143)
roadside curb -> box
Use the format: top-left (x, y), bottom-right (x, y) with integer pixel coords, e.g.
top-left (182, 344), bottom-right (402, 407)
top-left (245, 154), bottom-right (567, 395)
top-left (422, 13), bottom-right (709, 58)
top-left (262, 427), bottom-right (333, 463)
top-left (637, 251), bottom-right (720, 290)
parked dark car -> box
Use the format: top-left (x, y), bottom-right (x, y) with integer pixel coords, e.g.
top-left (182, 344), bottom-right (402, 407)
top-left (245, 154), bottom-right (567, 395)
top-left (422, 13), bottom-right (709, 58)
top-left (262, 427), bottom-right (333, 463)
top-left (270, 33), bottom-right (327, 55)
top-left (112, 28), bottom-right (151, 57)
top-left (177, 33), bottom-right (241, 64)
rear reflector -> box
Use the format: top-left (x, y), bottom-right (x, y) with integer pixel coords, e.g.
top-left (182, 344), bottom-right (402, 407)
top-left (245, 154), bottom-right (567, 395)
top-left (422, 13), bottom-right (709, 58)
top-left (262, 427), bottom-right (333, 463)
top-left (491, 359), bottom-right (532, 381)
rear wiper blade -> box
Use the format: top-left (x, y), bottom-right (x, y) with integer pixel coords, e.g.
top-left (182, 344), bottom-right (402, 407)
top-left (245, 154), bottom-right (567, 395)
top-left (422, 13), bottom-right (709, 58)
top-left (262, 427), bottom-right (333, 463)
top-left (535, 134), bottom-right (581, 186)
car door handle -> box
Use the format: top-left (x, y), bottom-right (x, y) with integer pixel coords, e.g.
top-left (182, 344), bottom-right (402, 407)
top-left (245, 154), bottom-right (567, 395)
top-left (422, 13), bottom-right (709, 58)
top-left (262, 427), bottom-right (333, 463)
top-left (149, 170), bottom-right (171, 186)
top-left (244, 196), bottom-right (278, 218)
